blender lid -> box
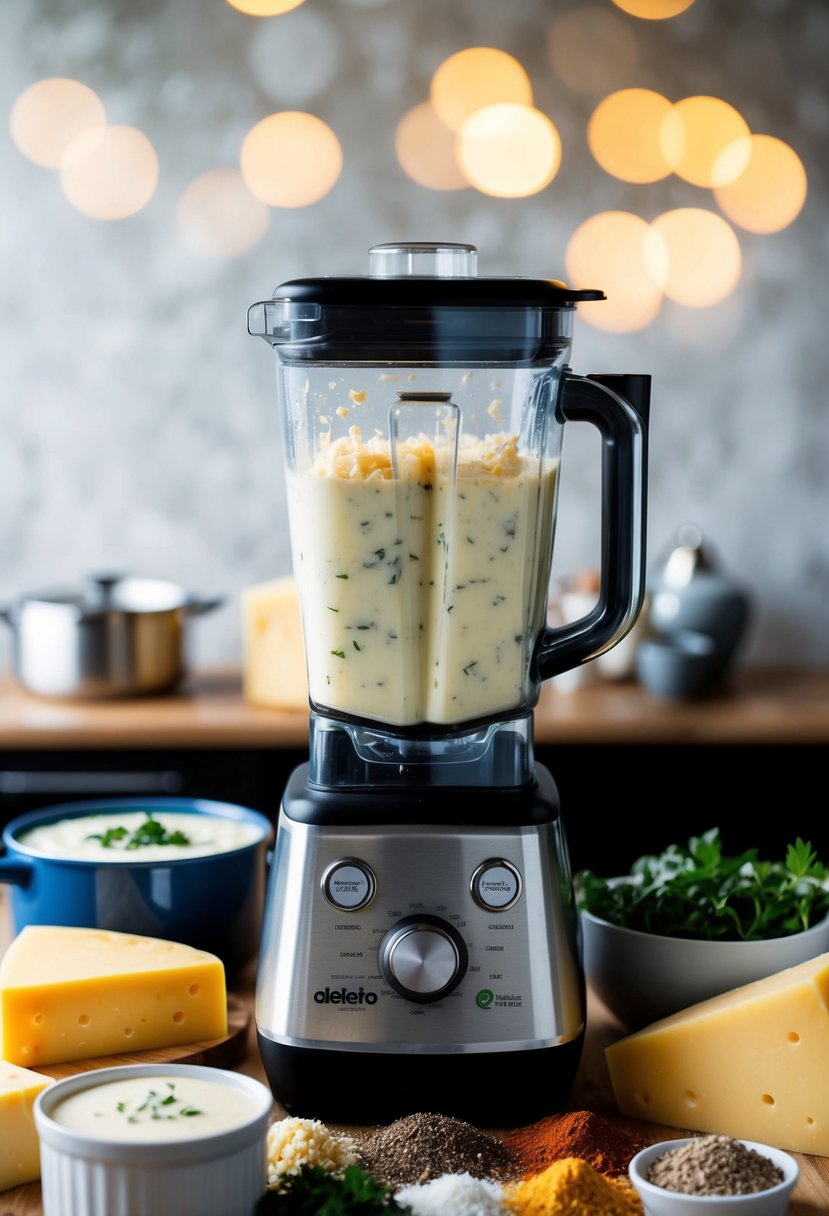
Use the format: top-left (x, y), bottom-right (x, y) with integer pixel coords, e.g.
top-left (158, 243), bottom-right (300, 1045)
top-left (248, 242), bottom-right (606, 363)
top-left (268, 242), bottom-right (605, 306)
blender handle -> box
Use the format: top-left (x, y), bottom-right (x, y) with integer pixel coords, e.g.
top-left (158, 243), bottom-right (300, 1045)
top-left (532, 371), bottom-right (651, 683)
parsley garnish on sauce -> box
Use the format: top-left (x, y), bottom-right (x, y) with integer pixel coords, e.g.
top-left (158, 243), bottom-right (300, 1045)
top-left (107, 1082), bottom-right (203, 1124)
top-left (87, 813), bottom-right (191, 850)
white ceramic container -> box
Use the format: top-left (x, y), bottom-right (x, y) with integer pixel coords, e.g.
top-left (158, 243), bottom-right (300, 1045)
top-left (629, 1138), bottom-right (799, 1216)
top-left (580, 905), bottom-right (829, 1028)
top-left (34, 1063), bottom-right (273, 1216)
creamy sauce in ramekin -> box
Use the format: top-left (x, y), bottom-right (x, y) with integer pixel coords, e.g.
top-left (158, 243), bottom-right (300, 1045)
top-left (16, 811), bottom-right (263, 862)
top-left (49, 1074), bottom-right (261, 1142)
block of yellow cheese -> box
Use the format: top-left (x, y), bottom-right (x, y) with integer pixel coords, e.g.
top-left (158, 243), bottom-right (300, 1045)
top-left (0, 925), bottom-right (227, 1067)
top-left (241, 575), bottom-right (309, 711)
top-left (605, 951), bottom-right (829, 1156)
top-left (0, 1061), bottom-right (52, 1191)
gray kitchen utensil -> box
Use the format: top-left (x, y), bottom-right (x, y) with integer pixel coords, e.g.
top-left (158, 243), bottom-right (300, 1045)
top-left (0, 573), bottom-right (223, 699)
top-left (647, 524), bottom-right (752, 682)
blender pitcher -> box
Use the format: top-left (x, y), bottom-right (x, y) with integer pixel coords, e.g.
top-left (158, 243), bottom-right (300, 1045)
top-left (248, 241), bottom-right (649, 733)
top-left (248, 242), bottom-right (650, 1124)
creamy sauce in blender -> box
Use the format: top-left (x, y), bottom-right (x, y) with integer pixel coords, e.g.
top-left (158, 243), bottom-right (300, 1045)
top-left (288, 426), bottom-right (557, 726)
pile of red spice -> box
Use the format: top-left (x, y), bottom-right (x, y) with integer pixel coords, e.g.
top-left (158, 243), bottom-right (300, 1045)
top-left (502, 1108), bottom-right (650, 1180)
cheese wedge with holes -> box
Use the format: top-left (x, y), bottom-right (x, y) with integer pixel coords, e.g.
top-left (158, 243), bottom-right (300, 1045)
top-left (605, 951), bottom-right (829, 1156)
top-left (0, 925), bottom-right (227, 1067)
top-left (0, 1061), bottom-right (52, 1191)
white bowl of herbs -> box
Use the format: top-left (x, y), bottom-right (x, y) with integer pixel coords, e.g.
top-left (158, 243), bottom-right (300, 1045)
top-left (576, 828), bottom-right (829, 1029)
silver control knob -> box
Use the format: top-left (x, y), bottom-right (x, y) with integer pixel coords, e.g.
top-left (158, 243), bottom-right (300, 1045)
top-left (378, 914), bottom-right (468, 1004)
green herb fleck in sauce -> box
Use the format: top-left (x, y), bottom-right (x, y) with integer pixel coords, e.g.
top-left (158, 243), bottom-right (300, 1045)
top-left (87, 814), bottom-right (191, 851)
top-left (107, 1083), bottom-right (203, 1125)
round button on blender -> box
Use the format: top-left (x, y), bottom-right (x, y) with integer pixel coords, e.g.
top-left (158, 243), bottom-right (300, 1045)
top-left (471, 858), bottom-right (522, 911)
top-left (321, 858), bottom-right (376, 911)
top-left (379, 914), bottom-right (468, 1003)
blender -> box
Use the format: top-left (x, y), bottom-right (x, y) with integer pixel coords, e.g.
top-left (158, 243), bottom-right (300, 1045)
top-left (248, 242), bottom-right (650, 1124)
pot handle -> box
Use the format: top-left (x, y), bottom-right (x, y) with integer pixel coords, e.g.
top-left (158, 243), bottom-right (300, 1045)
top-left (0, 854), bottom-right (34, 888)
top-left (183, 596), bottom-right (225, 618)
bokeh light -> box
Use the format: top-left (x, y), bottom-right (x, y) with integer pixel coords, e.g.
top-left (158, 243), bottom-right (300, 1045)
top-left (59, 125), bottom-right (159, 220)
top-left (610, 0), bottom-right (695, 17)
top-left (178, 169), bottom-right (271, 257)
top-left (713, 135), bottom-right (807, 233)
top-left (10, 77), bottom-right (106, 169)
top-left (396, 102), bottom-right (468, 191)
top-left (566, 212), bottom-right (665, 332)
top-left (588, 89), bottom-right (674, 183)
top-left (430, 47), bottom-right (532, 134)
top-left (646, 208), bottom-right (742, 307)
top-left (248, 6), bottom-right (339, 103)
top-left (548, 7), bottom-right (639, 95)
top-left (660, 95), bottom-right (751, 188)
top-left (224, 0), bottom-right (306, 15)
top-left (240, 111), bottom-right (342, 207)
top-left (456, 103), bottom-right (561, 198)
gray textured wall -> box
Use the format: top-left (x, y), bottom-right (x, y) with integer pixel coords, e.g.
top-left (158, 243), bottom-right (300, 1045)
top-left (1, 0), bottom-right (827, 673)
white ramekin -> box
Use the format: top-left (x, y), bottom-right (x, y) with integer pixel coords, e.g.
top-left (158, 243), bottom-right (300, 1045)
top-left (34, 1063), bottom-right (274, 1216)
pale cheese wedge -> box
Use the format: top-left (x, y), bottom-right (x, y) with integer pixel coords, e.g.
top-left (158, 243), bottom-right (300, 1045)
top-left (605, 950), bottom-right (829, 1156)
top-left (0, 925), bottom-right (227, 1067)
top-left (0, 1061), bottom-right (52, 1191)
top-left (241, 575), bottom-right (309, 711)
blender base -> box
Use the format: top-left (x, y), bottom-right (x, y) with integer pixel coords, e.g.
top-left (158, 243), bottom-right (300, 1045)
top-left (257, 1032), bottom-right (585, 1125)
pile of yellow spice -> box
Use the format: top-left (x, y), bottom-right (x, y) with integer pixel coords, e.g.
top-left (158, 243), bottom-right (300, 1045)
top-left (504, 1156), bottom-right (643, 1216)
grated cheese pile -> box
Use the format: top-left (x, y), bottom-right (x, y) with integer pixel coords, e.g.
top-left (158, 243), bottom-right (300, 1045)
top-left (310, 425), bottom-right (526, 483)
top-left (265, 1116), bottom-right (359, 1187)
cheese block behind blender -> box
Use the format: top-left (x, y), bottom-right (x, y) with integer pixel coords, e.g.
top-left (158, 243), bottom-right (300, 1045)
top-left (605, 951), bottom-right (829, 1155)
top-left (241, 575), bottom-right (308, 710)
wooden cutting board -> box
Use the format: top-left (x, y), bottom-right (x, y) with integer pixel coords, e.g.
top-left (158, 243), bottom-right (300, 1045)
top-left (30, 994), bottom-right (251, 1081)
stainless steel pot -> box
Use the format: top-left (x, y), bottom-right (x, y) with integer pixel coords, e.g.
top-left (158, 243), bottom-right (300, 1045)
top-left (0, 574), bottom-right (224, 699)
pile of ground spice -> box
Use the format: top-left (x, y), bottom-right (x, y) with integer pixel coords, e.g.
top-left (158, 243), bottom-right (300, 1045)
top-left (502, 1108), bottom-right (650, 1180)
top-left (645, 1134), bottom-right (785, 1196)
top-left (505, 1156), bottom-right (643, 1215)
top-left (355, 1112), bottom-right (516, 1189)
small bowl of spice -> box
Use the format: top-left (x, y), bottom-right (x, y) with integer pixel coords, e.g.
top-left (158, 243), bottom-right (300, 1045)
top-left (628, 1134), bottom-right (799, 1216)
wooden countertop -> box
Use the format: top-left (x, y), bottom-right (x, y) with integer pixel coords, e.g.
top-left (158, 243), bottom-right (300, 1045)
top-left (1, 890), bottom-right (827, 1214)
top-left (0, 666), bottom-right (827, 750)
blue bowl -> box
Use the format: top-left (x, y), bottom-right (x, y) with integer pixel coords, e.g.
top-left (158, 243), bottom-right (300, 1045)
top-left (0, 797), bottom-right (274, 975)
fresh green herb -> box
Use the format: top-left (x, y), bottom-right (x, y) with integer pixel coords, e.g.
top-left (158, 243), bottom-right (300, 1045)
top-left (576, 828), bottom-right (829, 942)
top-left (254, 1164), bottom-right (410, 1214)
top-left (87, 814), bottom-right (191, 850)
top-left (328, 606), bottom-right (339, 613)
top-left (335, 573), bottom-right (349, 580)
top-left (352, 641), bottom-right (362, 652)
top-left (113, 1083), bottom-right (203, 1124)
top-left (462, 661), bottom-right (478, 676)
top-left (331, 649), bottom-right (346, 659)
